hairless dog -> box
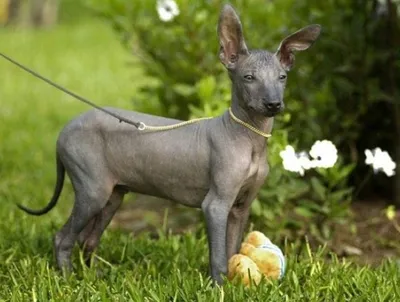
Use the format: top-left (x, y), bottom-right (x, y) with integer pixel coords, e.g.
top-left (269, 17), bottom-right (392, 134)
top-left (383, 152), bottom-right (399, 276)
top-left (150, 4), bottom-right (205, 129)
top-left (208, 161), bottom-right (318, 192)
top-left (15, 4), bottom-right (321, 284)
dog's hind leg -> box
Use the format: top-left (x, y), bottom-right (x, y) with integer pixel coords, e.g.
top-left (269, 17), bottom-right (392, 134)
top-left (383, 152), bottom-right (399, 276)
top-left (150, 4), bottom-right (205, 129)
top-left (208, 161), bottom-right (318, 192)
top-left (77, 187), bottom-right (126, 266)
top-left (53, 179), bottom-right (113, 273)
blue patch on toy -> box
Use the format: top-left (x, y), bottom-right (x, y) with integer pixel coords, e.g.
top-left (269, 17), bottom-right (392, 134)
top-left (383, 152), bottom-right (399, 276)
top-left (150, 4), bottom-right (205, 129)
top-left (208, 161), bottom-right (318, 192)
top-left (259, 243), bottom-right (286, 279)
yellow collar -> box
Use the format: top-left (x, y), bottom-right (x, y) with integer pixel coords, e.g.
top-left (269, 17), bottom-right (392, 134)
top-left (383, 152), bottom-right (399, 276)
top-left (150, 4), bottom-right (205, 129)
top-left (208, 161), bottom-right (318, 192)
top-left (228, 107), bottom-right (272, 138)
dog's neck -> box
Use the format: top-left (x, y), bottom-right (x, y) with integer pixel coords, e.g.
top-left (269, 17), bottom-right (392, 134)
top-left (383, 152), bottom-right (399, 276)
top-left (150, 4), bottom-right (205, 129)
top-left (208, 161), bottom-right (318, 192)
top-left (230, 94), bottom-right (274, 142)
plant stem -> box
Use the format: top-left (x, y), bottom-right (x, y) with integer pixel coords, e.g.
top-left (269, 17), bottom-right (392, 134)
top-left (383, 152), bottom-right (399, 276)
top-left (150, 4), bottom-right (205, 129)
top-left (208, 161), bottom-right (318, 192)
top-left (354, 169), bottom-right (373, 198)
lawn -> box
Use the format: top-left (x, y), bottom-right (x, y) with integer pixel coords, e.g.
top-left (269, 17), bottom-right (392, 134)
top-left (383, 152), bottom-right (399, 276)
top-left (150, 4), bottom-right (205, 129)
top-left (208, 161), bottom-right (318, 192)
top-left (0, 12), bottom-right (399, 302)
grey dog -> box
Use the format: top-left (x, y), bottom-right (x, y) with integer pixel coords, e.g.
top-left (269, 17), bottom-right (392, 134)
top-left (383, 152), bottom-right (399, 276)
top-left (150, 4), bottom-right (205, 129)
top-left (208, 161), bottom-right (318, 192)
top-left (17, 4), bottom-right (320, 284)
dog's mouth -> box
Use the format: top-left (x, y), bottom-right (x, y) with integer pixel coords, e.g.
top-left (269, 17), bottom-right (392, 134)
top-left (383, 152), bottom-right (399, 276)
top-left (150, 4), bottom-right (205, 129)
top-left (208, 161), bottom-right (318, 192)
top-left (265, 107), bottom-right (283, 117)
top-left (247, 103), bottom-right (284, 117)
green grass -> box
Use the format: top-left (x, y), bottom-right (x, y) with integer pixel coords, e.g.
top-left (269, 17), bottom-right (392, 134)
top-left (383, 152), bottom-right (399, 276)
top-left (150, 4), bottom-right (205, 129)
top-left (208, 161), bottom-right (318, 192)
top-left (0, 14), bottom-right (399, 301)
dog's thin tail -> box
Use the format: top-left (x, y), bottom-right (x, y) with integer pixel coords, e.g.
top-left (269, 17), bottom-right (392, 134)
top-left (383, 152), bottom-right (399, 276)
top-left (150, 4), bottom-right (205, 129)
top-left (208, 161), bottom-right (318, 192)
top-left (17, 154), bottom-right (65, 216)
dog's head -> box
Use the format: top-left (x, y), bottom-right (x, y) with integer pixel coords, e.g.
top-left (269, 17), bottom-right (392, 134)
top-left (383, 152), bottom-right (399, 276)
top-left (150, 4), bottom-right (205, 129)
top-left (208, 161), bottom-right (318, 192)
top-left (218, 4), bottom-right (321, 117)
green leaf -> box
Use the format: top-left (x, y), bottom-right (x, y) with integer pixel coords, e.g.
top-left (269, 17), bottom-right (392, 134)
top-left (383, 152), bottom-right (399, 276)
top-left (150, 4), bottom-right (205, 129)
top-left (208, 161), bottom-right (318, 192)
top-left (294, 206), bottom-right (315, 218)
top-left (196, 76), bottom-right (217, 102)
top-left (251, 199), bottom-right (263, 217)
top-left (286, 178), bottom-right (310, 200)
top-left (337, 163), bottom-right (356, 180)
top-left (328, 188), bottom-right (353, 203)
top-left (310, 177), bottom-right (327, 200)
top-left (172, 83), bottom-right (195, 97)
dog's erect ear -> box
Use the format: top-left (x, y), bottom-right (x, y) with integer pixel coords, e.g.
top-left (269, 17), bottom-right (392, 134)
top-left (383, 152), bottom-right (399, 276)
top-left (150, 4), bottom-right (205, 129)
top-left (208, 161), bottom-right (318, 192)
top-left (276, 24), bottom-right (321, 71)
top-left (217, 4), bottom-right (249, 69)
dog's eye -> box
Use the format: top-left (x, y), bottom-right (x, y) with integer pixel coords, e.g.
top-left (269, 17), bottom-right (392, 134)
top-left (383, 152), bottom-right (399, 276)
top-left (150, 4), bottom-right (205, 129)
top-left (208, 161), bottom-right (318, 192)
top-left (279, 74), bottom-right (287, 80)
top-left (244, 75), bottom-right (255, 81)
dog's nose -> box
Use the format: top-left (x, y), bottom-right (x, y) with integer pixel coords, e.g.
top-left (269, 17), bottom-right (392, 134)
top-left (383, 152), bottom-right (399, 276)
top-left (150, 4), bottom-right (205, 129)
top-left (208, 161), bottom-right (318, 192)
top-left (265, 101), bottom-right (281, 111)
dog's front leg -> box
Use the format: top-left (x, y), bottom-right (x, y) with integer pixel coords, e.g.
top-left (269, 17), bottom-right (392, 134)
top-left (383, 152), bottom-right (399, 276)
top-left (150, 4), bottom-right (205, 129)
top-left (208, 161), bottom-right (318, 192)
top-left (202, 191), bottom-right (236, 285)
top-left (226, 201), bottom-right (251, 261)
top-left (226, 165), bottom-right (268, 260)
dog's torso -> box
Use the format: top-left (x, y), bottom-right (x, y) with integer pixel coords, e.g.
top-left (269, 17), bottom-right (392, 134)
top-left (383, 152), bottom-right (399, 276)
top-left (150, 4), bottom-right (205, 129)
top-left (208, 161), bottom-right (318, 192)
top-left (57, 107), bottom-right (269, 208)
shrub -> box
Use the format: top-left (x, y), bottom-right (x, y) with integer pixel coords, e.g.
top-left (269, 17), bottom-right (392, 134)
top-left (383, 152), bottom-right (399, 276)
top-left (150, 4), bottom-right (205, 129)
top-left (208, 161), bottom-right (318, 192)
top-left (87, 0), bottom-right (305, 120)
top-left (253, 132), bottom-right (355, 244)
top-left (86, 0), bottom-right (399, 244)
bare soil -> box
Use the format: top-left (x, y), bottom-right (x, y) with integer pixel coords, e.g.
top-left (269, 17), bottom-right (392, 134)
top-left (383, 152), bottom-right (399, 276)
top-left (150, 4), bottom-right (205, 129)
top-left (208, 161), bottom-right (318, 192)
top-left (110, 195), bottom-right (400, 266)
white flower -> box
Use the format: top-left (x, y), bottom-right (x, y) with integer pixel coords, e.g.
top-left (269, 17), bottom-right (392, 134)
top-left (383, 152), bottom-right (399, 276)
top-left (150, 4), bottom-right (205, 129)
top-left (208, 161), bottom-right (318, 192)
top-left (365, 148), bottom-right (396, 177)
top-left (157, 0), bottom-right (180, 22)
top-left (297, 151), bottom-right (314, 170)
top-left (309, 140), bottom-right (338, 168)
top-left (280, 145), bottom-right (305, 176)
top-left (280, 141), bottom-right (339, 175)
top-left (365, 149), bottom-right (375, 166)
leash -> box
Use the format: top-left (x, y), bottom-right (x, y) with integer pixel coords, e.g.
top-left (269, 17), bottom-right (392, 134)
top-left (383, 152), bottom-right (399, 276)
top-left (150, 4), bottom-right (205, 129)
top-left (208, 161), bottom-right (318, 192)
top-left (0, 52), bottom-right (271, 138)
top-left (137, 109), bottom-right (271, 138)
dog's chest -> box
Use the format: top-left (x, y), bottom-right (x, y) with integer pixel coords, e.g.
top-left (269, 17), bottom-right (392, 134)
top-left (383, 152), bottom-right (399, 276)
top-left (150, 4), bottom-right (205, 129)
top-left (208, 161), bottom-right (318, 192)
top-left (243, 148), bottom-right (268, 189)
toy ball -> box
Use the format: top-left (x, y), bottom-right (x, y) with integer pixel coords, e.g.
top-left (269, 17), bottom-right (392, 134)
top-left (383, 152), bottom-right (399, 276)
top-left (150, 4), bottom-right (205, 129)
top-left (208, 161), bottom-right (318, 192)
top-left (228, 231), bottom-right (286, 286)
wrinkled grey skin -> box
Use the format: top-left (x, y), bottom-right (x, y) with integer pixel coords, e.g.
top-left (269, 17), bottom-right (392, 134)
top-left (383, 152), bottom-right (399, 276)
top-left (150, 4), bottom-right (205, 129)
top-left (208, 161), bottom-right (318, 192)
top-left (18, 4), bottom-right (321, 284)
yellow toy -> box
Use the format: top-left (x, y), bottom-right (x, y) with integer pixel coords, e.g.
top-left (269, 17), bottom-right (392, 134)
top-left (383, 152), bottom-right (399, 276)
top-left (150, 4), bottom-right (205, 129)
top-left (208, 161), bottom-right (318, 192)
top-left (228, 231), bottom-right (286, 286)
